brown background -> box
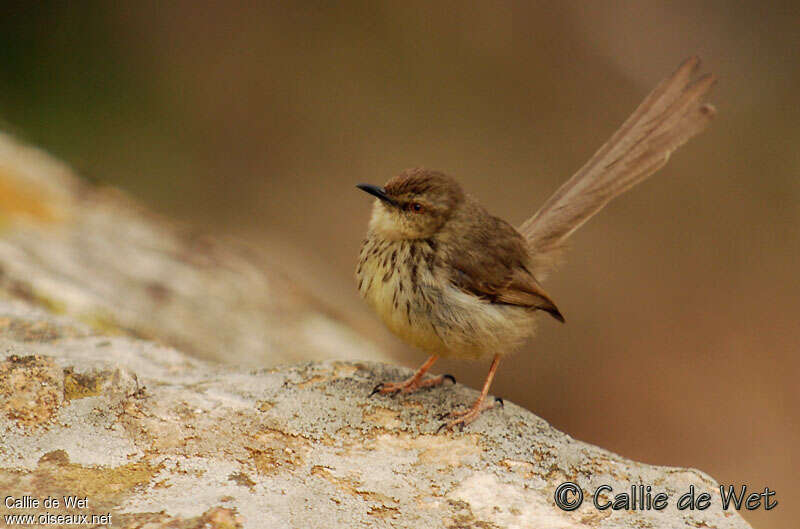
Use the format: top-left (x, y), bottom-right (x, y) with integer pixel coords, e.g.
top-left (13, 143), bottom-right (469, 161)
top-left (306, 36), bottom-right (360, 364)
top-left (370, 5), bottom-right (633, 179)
top-left (1, 2), bottom-right (796, 528)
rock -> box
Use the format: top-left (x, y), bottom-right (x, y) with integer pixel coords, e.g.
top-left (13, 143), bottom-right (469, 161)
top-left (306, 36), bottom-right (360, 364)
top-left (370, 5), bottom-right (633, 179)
top-left (0, 300), bottom-right (752, 528)
top-left (0, 132), bottom-right (387, 366)
top-left (0, 134), bottom-right (753, 528)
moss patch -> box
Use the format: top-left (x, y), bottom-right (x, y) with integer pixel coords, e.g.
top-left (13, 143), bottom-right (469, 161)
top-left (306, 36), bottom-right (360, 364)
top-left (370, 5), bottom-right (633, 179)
top-left (35, 451), bottom-right (158, 500)
top-left (0, 354), bottom-right (63, 427)
top-left (246, 429), bottom-right (309, 476)
top-left (0, 450), bottom-right (159, 522)
top-left (62, 367), bottom-right (110, 400)
top-left (0, 172), bottom-right (60, 225)
top-left (0, 317), bottom-right (63, 342)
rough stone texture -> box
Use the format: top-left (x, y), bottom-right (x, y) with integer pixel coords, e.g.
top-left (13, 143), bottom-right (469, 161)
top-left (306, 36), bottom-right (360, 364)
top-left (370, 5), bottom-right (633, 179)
top-left (0, 134), bottom-right (754, 528)
top-left (0, 132), bottom-right (387, 366)
top-left (0, 300), bottom-right (753, 529)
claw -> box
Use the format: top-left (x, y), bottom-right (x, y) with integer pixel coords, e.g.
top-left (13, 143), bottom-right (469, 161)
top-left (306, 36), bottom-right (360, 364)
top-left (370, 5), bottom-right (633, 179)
top-left (443, 374), bottom-right (456, 384)
top-left (495, 397), bottom-right (504, 408)
top-left (437, 406), bottom-right (464, 420)
top-left (436, 422), bottom-right (448, 434)
top-left (368, 383), bottom-right (383, 397)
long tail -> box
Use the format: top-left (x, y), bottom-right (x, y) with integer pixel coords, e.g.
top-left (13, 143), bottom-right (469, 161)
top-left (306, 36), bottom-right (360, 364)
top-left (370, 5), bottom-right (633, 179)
top-left (519, 57), bottom-right (716, 278)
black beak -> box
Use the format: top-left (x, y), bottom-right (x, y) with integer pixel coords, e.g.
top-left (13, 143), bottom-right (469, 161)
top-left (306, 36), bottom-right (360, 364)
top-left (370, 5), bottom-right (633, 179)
top-left (356, 183), bottom-right (397, 206)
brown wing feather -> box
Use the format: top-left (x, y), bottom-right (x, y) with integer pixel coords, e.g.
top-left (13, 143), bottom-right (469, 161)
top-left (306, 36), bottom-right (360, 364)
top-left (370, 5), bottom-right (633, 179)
top-left (443, 213), bottom-right (564, 322)
top-left (519, 56), bottom-right (716, 278)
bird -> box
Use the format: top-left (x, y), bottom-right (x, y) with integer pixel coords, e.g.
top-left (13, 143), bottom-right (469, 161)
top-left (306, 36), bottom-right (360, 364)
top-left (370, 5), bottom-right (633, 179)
top-left (355, 57), bottom-right (716, 431)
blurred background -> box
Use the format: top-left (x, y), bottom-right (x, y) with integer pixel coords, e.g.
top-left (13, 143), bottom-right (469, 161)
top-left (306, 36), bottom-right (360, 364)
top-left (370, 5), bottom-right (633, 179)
top-left (0, 2), bottom-right (796, 527)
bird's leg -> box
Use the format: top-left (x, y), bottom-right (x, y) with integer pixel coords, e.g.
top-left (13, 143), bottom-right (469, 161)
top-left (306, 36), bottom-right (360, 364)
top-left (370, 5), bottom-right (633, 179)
top-left (439, 354), bottom-right (503, 431)
top-left (369, 355), bottom-right (454, 396)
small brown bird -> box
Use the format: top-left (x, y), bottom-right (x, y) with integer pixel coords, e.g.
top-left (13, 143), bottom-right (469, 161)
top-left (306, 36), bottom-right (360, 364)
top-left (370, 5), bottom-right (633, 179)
top-left (356, 57), bottom-right (716, 430)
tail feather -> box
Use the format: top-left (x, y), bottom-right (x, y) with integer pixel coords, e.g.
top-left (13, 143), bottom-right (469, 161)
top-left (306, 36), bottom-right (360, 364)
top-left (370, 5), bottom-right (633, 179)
top-left (519, 57), bottom-right (716, 278)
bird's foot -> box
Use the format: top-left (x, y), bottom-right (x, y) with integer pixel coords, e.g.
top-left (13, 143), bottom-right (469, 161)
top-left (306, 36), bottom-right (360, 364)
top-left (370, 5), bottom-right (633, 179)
top-left (437, 396), bottom-right (503, 432)
top-left (369, 373), bottom-right (455, 397)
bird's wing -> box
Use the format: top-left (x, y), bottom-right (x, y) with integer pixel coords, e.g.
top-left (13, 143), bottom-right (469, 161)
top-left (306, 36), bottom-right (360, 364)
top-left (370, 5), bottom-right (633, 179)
top-left (443, 214), bottom-right (564, 322)
top-left (518, 56), bottom-right (716, 278)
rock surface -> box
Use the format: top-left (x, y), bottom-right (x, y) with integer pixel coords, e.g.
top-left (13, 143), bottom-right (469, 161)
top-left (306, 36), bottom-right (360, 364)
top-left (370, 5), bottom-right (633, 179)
top-left (0, 134), bottom-right (753, 528)
top-left (0, 132), bottom-right (387, 366)
top-left (0, 299), bottom-right (753, 529)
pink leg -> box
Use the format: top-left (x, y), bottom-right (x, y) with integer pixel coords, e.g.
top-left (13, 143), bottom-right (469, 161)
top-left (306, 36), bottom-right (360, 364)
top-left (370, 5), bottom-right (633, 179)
top-left (438, 354), bottom-right (503, 431)
top-left (369, 355), bottom-right (454, 396)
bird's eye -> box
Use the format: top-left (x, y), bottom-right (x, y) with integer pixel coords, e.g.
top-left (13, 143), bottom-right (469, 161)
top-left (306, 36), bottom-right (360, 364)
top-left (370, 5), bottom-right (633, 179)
top-left (408, 202), bottom-right (423, 213)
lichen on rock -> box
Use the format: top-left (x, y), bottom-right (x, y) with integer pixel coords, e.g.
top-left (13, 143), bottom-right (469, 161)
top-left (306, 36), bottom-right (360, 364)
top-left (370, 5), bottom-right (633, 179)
top-left (0, 133), bottom-right (754, 528)
top-left (0, 300), bottom-right (753, 529)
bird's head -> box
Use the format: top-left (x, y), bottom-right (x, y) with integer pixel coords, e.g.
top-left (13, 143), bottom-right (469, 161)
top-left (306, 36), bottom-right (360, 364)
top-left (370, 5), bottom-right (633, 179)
top-left (357, 168), bottom-right (465, 240)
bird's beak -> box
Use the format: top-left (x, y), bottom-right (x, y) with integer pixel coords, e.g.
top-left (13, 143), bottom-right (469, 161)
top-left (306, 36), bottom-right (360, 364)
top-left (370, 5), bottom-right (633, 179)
top-left (356, 183), bottom-right (397, 206)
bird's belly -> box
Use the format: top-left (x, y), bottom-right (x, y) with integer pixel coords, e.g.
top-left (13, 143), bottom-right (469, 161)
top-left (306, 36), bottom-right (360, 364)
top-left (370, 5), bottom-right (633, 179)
top-left (357, 240), bottom-right (537, 360)
top-left (425, 285), bottom-right (538, 359)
